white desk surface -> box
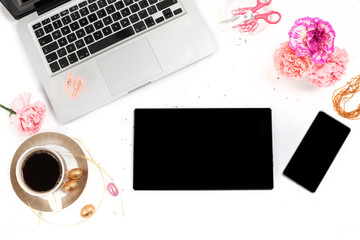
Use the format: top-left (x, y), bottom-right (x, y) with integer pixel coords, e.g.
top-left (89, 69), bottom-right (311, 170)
top-left (1, 0), bottom-right (360, 239)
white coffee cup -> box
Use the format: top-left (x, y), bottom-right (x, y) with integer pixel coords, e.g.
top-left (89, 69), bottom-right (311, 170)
top-left (16, 146), bottom-right (66, 212)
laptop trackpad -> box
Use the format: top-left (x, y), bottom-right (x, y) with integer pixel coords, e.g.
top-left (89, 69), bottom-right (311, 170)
top-left (97, 38), bottom-right (163, 95)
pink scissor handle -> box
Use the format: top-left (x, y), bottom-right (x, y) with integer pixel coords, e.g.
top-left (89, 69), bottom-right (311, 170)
top-left (251, 0), bottom-right (272, 13)
top-left (254, 11), bottom-right (281, 24)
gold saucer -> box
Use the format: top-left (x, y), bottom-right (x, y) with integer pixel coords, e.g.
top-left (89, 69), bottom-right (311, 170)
top-left (10, 132), bottom-right (88, 212)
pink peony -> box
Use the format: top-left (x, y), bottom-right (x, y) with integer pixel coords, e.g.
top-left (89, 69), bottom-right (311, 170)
top-left (274, 41), bottom-right (313, 81)
top-left (8, 92), bottom-right (46, 136)
top-left (306, 47), bottom-right (349, 87)
top-left (289, 17), bottom-right (336, 64)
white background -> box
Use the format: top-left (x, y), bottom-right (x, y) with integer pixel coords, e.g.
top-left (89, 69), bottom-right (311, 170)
top-left (1, 0), bottom-right (360, 239)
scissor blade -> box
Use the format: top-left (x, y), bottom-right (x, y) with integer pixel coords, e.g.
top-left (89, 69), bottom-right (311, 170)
top-left (219, 11), bottom-right (253, 25)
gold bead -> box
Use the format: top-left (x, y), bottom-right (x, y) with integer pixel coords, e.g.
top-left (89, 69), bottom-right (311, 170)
top-left (80, 204), bottom-right (95, 218)
top-left (68, 168), bottom-right (83, 180)
top-left (62, 180), bottom-right (79, 193)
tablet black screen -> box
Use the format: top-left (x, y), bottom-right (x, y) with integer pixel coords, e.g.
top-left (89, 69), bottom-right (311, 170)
top-left (133, 108), bottom-right (273, 190)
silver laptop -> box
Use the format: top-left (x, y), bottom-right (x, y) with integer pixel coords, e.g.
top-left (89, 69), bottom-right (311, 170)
top-left (2, 0), bottom-right (216, 123)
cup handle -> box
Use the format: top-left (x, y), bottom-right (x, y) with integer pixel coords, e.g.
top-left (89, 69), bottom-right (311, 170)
top-left (45, 191), bottom-right (63, 212)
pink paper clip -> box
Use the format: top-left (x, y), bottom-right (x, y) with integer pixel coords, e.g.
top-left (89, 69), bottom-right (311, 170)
top-left (62, 72), bottom-right (74, 93)
top-left (69, 77), bottom-right (84, 100)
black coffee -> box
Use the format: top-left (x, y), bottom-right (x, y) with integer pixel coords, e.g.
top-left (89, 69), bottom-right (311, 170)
top-left (22, 151), bottom-right (61, 192)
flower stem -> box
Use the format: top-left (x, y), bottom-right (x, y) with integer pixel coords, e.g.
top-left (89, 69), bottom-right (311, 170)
top-left (0, 104), bottom-right (16, 117)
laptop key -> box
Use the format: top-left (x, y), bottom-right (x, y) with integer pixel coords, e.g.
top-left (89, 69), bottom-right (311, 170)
top-left (42, 41), bottom-right (59, 55)
top-left (80, 7), bottom-right (90, 16)
top-left (112, 12), bottom-right (122, 21)
top-left (68, 53), bottom-right (79, 64)
top-left (133, 21), bottom-right (146, 33)
top-left (46, 52), bottom-right (58, 63)
top-left (103, 16), bottom-right (113, 25)
top-left (147, 5), bottom-right (157, 15)
top-left (121, 8), bottom-right (131, 17)
top-left (130, 3), bottom-right (140, 13)
top-left (42, 18), bottom-right (51, 25)
top-left (76, 29), bottom-right (86, 38)
top-left (85, 25), bottom-right (95, 34)
top-left (58, 37), bottom-right (68, 47)
top-left (163, 8), bottom-right (173, 19)
top-left (61, 26), bottom-right (71, 35)
top-left (70, 22), bottom-right (80, 31)
top-left (129, 14), bottom-right (139, 23)
top-left (57, 48), bottom-right (67, 58)
top-left (97, 0), bottom-right (107, 8)
top-left (88, 13), bottom-right (98, 22)
top-left (120, 18), bottom-right (130, 27)
top-left (70, 6), bottom-right (79, 12)
top-left (79, 17), bottom-right (89, 27)
top-left (77, 48), bottom-right (90, 60)
top-left (66, 43), bottom-right (76, 53)
top-left (62, 15), bottom-right (72, 25)
top-left (155, 16), bottom-right (164, 23)
top-left (60, 10), bottom-right (69, 16)
top-left (173, 8), bottom-right (182, 15)
top-left (94, 30), bottom-right (104, 40)
top-left (75, 39), bottom-right (86, 48)
top-left (111, 22), bottom-right (121, 32)
top-left (88, 3), bottom-right (99, 12)
top-left (138, 9), bottom-right (148, 19)
top-left (144, 16), bottom-right (155, 27)
top-left (52, 30), bottom-right (62, 40)
top-left (49, 61), bottom-right (60, 73)
top-left (115, 1), bottom-right (125, 10)
top-left (156, 0), bottom-right (177, 11)
top-left (106, 5), bottom-right (116, 14)
top-left (97, 9), bottom-right (107, 18)
top-left (44, 24), bottom-right (54, 33)
top-left (35, 28), bottom-right (45, 38)
top-left (32, 23), bottom-right (41, 30)
top-left (79, 1), bottom-right (88, 7)
top-left (124, 0), bottom-right (133, 6)
top-left (59, 57), bottom-right (70, 68)
top-left (84, 35), bottom-right (95, 44)
top-left (138, 0), bottom-right (148, 9)
top-left (88, 26), bottom-right (135, 54)
top-left (102, 26), bottom-right (112, 36)
top-left (94, 20), bottom-right (104, 29)
top-left (67, 33), bottom-right (77, 42)
top-left (51, 14), bottom-right (60, 21)
top-left (39, 35), bottom-right (53, 46)
top-left (71, 11), bottom-right (81, 21)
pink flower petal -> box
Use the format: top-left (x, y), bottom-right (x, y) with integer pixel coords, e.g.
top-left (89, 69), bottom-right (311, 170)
top-left (9, 93), bottom-right (46, 136)
top-left (274, 41), bottom-right (313, 81)
top-left (288, 17), bottom-right (336, 64)
top-left (10, 92), bottom-right (31, 113)
top-left (307, 46), bottom-right (349, 87)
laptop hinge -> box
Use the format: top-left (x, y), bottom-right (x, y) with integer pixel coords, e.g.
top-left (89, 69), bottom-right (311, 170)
top-left (35, 0), bottom-right (71, 16)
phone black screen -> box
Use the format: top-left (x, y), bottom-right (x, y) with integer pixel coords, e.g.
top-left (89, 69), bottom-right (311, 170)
top-left (283, 111), bottom-right (350, 192)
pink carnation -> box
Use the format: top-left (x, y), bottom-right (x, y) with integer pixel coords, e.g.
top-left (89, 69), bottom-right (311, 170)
top-left (289, 17), bottom-right (335, 64)
top-left (9, 92), bottom-right (46, 136)
top-left (274, 41), bottom-right (313, 81)
top-left (306, 46), bottom-right (349, 87)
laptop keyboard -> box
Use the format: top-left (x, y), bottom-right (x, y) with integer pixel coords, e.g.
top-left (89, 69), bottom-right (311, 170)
top-left (31, 0), bottom-right (184, 74)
